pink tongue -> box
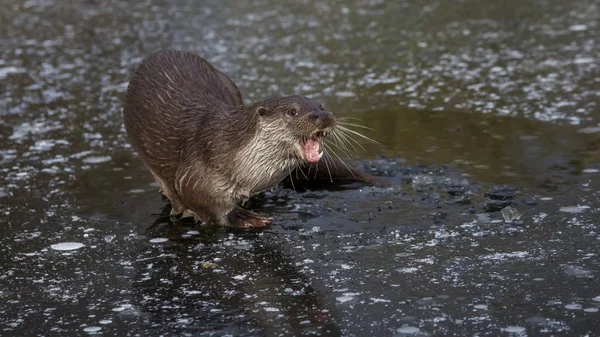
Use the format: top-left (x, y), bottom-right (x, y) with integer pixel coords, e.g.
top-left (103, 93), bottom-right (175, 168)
top-left (303, 139), bottom-right (321, 162)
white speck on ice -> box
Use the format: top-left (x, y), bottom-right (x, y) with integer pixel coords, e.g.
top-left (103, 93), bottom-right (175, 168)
top-left (0, 66), bottom-right (26, 79)
top-left (111, 304), bottom-right (132, 312)
top-left (504, 326), bottom-right (526, 333)
top-left (370, 298), bottom-right (391, 303)
top-left (578, 126), bottom-right (600, 134)
top-left (396, 326), bottom-right (420, 334)
top-left (83, 326), bottom-right (102, 333)
top-left (50, 242), bottom-right (84, 251)
top-left (184, 290), bottom-right (202, 295)
top-left (82, 156), bottom-right (112, 164)
top-left (559, 205), bottom-right (590, 213)
top-left (539, 197), bottom-right (553, 201)
top-left (565, 303), bottom-right (582, 310)
top-left (99, 320), bottom-right (112, 324)
top-left (574, 57), bottom-right (595, 65)
top-left (232, 274), bottom-right (247, 281)
top-left (533, 213), bottom-right (548, 224)
top-left (482, 251), bottom-right (529, 260)
top-left (335, 91), bottom-right (355, 97)
top-left (336, 292), bottom-right (360, 303)
top-left (336, 296), bottom-right (354, 303)
top-left (569, 24), bottom-right (587, 31)
top-left (397, 267), bottom-right (420, 273)
top-left (264, 307), bottom-right (280, 312)
top-left (583, 169), bottom-right (599, 173)
top-left (584, 307), bottom-right (599, 312)
top-left (128, 189), bottom-right (145, 193)
top-left (341, 264), bottom-right (352, 270)
top-left (474, 304), bottom-right (488, 310)
top-left (70, 151), bottom-right (93, 159)
top-left (592, 296), bottom-right (600, 302)
top-left (149, 238), bottom-right (168, 243)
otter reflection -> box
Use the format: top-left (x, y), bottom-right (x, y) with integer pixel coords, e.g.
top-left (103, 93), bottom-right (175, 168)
top-left (130, 223), bottom-right (341, 336)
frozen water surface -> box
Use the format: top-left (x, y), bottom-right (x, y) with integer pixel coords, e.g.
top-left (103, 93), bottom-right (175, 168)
top-left (2, 0), bottom-right (600, 336)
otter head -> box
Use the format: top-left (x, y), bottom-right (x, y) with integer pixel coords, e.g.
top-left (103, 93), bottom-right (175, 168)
top-left (253, 95), bottom-right (335, 163)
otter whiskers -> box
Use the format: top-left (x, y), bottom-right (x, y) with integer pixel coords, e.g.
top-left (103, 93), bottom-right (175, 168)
top-left (324, 117), bottom-right (381, 181)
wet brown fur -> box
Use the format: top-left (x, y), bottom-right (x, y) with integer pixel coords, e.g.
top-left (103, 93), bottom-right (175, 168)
top-left (123, 50), bottom-right (382, 227)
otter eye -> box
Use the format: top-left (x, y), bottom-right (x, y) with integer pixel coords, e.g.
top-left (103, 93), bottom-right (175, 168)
top-left (319, 104), bottom-right (324, 110)
top-left (257, 106), bottom-right (268, 116)
top-left (287, 108), bottom-right (299, 117)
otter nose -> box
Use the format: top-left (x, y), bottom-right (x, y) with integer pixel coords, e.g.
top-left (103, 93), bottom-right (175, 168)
top-left (309, 111), bottom-right (333, 128)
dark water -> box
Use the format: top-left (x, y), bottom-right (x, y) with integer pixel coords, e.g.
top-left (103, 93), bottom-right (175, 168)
top-left (1, 0), bottom-right (600, 336)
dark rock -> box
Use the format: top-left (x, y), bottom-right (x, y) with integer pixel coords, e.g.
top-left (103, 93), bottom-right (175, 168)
top-left (483, 199), bottom-right (513, 212)
top-left (484, 185), bottom-right (518, 200)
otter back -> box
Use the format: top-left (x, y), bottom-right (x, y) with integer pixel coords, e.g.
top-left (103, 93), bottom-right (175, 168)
top-left (123, 50), bottom-right (243, 182)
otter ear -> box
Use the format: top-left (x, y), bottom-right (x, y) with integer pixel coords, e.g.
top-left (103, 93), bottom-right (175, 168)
top-left (256, 106), bottom-right (268, 116)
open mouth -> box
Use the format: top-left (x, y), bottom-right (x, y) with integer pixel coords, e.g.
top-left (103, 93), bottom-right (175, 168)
top-left (301, 130), bottom-right (326, 163)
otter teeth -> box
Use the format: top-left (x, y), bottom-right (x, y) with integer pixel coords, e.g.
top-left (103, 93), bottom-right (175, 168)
top-left (317, 151), bottom-right (324, 159)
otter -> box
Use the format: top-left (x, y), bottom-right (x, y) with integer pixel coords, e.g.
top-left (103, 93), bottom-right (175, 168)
top-left (123, 50), bottom-right (382, 228)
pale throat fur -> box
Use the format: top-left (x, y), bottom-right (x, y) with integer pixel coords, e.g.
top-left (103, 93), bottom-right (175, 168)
top-left (232, 118), bottom-right (301, 198)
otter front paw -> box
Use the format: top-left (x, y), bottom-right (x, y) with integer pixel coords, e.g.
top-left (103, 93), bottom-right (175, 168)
top-left (229, 207), bottom-right (272, 228)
